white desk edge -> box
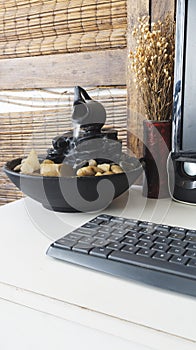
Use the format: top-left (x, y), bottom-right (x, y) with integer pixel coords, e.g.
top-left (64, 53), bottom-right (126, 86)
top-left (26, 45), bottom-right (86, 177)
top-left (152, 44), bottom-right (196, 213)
top-left (0, 186), bottom-right (196, 349)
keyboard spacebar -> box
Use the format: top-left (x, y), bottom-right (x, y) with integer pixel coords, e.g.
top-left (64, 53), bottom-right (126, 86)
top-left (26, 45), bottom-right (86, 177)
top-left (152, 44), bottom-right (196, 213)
top-left (108, 251), bottom-right (196, 279)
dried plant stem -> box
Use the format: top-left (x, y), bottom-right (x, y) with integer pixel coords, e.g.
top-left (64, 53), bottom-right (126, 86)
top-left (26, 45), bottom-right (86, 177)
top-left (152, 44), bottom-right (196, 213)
top-left (129, 14), bottom-right (175, 121)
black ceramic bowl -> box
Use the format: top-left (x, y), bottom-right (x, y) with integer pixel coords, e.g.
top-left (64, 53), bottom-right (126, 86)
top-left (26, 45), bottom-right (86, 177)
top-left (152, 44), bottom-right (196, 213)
top-left (4, 154), bottom-right (142, 212)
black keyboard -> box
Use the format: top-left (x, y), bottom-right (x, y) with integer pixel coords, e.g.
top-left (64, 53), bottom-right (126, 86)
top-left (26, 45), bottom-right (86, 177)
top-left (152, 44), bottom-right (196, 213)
top-left (46, 214), bottom-right (196, 297)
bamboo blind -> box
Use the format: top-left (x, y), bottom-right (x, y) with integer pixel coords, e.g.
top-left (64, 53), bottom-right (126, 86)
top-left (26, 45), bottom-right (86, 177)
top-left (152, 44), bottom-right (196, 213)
top-left (0, 87), bottom-right (127, 205)
top-left (0, 0), bottom-right (127, 58)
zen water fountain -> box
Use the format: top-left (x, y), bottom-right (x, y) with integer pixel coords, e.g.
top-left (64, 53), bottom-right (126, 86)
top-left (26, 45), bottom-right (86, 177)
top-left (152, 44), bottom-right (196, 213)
top-left (4, 86), bottom-right (143, 212)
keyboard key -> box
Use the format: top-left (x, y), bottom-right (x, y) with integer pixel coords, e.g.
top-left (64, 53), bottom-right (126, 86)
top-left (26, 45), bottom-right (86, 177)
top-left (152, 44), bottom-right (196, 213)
top-left (82, 222), bottom-right (99, 229)
top-left (124, 219), bottom-right (139, 226)
top-left (53, 239), bottom-right (75, 250)
top-left (170, 227), bottom-right (187, 234)
top-left (187, 243), bottom-right (196, 251)
top-left (170, 240), bottom-right (187, 248)
top-left (100, 221), bottom-right (115, 228)
top-left (154, 237), bottom-right (171, 245)
top-left (152, 243), bottom-right (168, 252)
top-left (167, 247), bottom-right (185, 255)
top-left (78, 237), bottom-right (95, 244)
top-left (169, 256), bottom-right (189, 265)
top-left (184, 235), bottom-right (196, 243)
top-left (98, 227), bottom-right (114, 234)
top-left (125, 231), bottom-right (142, 239)
top-left (126, 225), bottom-right (139, 231)
top-left (168, 232), bottom-right (185, 240)
top-left (108, 235), bottom-right (124, 242)
top-left (184, 250), bottom-right (196, 259)
top-left (140, 234), bottom-right (154, 241)
top-left (138, 221), bottom-right (156, 228)
top-left (121, 237), bottom-right (138, 245)
top-left (153, 230), bottom-right (170, 238)
top-left (96, 214), bottom-right (112, 221)
top-left (155, 224), bottom-right (171, 231)
top-left (112, 229), bottom-right (130, 236)
top-left (152, 251), bottom-right (171, 261)
top-left (72, 243), bottom-right (92, 254)
top-left (106, 242), bottom-right (125, 250)
top-left (187, 259), bottom-right (196, 268)
top-left (65, 233), bottom-right (82, 241)
top-left (94, 232), bottom-right (110, 240)
top-left (114, 224), bottom-right (129, 230)
top-left (90, 247), bottom-right (113, 258)
top-left (75, 227), bottom-right (96, 235)
top-left (136, 241), bottom-right (153, 249)
top-left (121, 245), bottom-right (139, 254)
top-left (136, 248), bottom-right (152, 257)
top-left (89, 218), bottom-right (103, 225)
top-left (111, 216), bottom-right (125, 223)
top-left (187, 230), bottom-right (196, 236)
top-left (139, 228), bottom-right (155, 234)
top-left (92, 239), bottom-right (109, 247)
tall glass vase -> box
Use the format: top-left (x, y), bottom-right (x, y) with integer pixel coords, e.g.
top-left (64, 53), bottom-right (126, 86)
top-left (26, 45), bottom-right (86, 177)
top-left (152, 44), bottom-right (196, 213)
top-left (142, 119), bottom-right (172, 199)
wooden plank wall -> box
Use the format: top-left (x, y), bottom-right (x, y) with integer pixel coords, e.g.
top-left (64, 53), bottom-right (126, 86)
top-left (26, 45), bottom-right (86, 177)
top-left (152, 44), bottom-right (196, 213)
top-left (0, 49), bottom-right (127, 89)
top-left (127, 0), bottom-right (176, 158)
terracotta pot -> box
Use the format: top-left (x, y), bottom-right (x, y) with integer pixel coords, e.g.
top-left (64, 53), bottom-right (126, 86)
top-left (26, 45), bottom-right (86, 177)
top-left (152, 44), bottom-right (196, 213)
top-left (142, 119), bottom-right (172, 199)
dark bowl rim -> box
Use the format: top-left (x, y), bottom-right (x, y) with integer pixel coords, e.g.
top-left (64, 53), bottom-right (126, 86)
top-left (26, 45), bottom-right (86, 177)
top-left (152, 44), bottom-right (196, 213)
top-left (3, 156), bottom-right (142, 180)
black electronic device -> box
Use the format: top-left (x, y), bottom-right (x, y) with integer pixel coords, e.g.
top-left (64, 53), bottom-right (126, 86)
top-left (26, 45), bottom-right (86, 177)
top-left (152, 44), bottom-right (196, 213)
top-left (169, 0), bottom-right (196, 204)
top-left (47, 214), bottom-right (196, 297)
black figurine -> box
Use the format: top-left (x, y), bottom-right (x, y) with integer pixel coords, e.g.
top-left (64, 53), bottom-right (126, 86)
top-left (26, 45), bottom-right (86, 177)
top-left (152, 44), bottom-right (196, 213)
top-left (47, 86), bottom-right (122, 166)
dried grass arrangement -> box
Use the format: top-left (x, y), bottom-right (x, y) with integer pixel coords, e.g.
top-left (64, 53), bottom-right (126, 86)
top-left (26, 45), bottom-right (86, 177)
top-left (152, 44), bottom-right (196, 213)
top-left (129, 14), bottom-right (175, 121)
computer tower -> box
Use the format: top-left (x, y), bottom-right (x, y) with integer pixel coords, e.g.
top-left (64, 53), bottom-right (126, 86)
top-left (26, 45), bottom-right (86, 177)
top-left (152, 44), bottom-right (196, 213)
top-left (169, 0), bottom-right (196, 204)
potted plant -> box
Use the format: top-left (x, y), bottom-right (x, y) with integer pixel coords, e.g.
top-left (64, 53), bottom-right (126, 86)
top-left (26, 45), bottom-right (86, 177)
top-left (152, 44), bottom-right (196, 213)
top-left (129, 14), bottom-right (175, 198)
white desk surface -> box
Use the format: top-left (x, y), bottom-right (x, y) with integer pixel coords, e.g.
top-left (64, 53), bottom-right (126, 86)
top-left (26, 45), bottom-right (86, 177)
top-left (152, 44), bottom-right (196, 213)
top-left (0, 186), bottom-right (196, 350)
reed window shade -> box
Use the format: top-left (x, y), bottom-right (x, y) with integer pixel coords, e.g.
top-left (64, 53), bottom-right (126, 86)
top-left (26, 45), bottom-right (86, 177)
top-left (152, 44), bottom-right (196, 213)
top-left (0, 0), bottom-right (127, 58)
